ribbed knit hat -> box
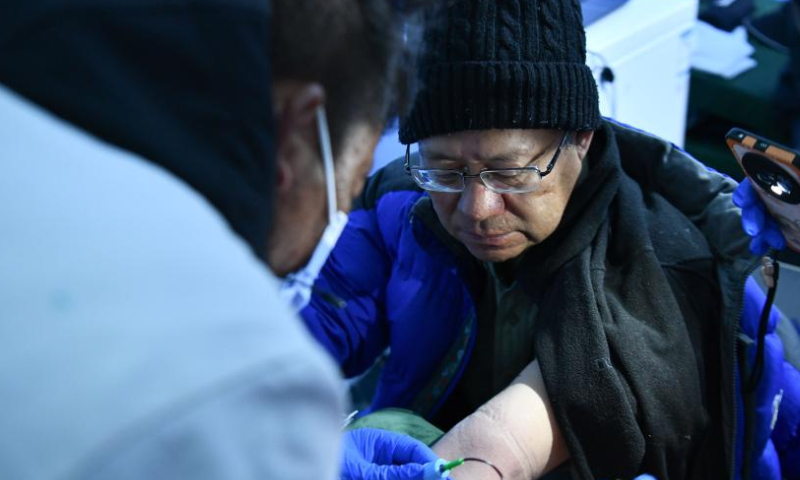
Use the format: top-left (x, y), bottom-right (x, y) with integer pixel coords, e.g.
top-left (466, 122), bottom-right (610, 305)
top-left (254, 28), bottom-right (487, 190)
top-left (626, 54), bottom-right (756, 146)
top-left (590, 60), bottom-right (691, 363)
top-left (399, 0), bottom-right (602, 144)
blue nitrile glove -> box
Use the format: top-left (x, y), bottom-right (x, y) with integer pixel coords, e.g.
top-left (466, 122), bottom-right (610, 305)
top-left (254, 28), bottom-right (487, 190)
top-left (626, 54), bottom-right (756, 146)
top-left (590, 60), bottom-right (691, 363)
top-left (341, 428), bottom-right (452, 480)
top-left (733, 178), bottom-right (787, 255)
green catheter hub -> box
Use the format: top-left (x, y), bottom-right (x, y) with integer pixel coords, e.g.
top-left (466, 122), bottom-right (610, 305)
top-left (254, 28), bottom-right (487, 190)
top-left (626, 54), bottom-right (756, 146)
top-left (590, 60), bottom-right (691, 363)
top-left (424, 456), bottom-right (504, 479)
top-left (439, 458), bottom-right (466, 473)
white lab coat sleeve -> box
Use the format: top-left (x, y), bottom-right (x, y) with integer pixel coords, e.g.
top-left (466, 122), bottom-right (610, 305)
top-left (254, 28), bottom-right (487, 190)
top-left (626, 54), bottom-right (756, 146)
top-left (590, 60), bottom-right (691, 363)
top-left (78, 355), bottom-right (345, 480)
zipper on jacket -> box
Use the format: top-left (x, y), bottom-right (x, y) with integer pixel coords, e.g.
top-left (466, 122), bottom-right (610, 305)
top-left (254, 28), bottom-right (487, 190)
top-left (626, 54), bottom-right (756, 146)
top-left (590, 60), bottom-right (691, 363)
top-left (730, 258), bottom-right (760, 480)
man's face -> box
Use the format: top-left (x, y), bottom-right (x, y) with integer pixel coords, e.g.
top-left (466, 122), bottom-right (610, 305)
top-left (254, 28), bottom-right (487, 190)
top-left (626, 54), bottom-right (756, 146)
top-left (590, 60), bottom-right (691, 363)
top-left (420, 128), bottom-right (590, 263)
top-left (268, 110), bottom-right (380, 277)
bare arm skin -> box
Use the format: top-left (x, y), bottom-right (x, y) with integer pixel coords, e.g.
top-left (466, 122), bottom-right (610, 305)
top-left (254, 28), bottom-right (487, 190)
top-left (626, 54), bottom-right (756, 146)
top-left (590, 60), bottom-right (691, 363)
top-left (432, 360), bottom-right (569, 480)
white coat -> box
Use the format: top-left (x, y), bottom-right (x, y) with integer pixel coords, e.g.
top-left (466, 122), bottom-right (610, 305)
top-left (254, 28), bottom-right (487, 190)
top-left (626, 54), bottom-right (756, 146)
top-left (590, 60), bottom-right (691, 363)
top-left (0, 85), bottom-right (345, 480)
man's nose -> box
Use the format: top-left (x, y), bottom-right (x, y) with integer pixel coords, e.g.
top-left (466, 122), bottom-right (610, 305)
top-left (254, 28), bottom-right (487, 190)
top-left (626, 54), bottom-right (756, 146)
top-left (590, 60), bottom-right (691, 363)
top-left (457, 179), bottom-right (504, 221)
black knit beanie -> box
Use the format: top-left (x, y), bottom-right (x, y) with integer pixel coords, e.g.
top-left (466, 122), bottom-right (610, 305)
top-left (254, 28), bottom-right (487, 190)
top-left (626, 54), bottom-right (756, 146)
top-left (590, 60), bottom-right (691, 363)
top-left (399, 0), bottom-right (602, 144)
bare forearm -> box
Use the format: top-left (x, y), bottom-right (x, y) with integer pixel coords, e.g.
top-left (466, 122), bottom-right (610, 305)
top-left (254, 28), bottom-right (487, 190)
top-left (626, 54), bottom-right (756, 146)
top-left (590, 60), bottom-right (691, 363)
top-left (432, 360), bottom-right (568, 480)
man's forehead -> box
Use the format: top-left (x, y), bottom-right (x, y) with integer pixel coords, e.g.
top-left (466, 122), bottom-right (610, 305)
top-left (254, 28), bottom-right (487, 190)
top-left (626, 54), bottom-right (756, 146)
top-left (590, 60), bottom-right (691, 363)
top-left (419, 128), bottom-right (560, 161)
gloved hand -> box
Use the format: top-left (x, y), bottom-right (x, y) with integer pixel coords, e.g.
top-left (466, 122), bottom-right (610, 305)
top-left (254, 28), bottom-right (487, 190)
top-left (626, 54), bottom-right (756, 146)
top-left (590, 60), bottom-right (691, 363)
top-left (733, 178), bottom-right (787, 255)
top-left (341, 428), bottom-right (451, 480)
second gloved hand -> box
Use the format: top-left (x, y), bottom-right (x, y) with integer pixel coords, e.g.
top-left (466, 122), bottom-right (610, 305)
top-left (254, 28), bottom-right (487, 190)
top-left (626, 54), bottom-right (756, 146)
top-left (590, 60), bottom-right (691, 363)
top-left (341, 428), bottom-right (450, 480)
top-left (733, 178), bottom-right (787, 255)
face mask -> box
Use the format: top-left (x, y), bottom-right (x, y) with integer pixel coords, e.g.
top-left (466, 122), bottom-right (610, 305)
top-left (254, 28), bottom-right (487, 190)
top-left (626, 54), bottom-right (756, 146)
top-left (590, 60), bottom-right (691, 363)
top-left (280, 106), bottom-right (349, 312)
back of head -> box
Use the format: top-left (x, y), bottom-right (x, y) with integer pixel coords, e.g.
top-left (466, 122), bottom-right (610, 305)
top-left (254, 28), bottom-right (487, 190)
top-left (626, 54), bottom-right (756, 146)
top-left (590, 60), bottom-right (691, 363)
top-left (399, 0), bottom-right (602, 144)
top-left (0, 0), bottom-right (276, 259)
top-left (270, 0), bottom-right (426, 158)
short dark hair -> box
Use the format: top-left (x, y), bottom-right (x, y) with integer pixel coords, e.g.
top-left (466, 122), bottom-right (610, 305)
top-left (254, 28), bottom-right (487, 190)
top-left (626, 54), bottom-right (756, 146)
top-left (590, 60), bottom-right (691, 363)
top-left (271, 0), bottom-right (426, 158)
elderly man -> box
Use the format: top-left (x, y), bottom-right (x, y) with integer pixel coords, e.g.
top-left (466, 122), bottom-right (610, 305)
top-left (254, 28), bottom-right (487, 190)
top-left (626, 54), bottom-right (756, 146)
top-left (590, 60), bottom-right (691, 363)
top-left (303, 0), bottom-right (800, 479)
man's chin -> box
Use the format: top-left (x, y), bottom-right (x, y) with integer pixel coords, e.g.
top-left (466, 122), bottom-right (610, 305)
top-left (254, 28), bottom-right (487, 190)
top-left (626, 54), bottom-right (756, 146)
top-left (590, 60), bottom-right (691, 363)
top-left (455, 230), bottom-right (530, 262)
top-left (464, 243), bottom-right (527, 263)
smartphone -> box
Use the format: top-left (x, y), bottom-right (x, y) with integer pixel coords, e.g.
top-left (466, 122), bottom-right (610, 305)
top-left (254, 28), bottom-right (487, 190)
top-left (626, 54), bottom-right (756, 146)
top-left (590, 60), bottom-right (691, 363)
top-left (726, 128), bottom-right (800, 252)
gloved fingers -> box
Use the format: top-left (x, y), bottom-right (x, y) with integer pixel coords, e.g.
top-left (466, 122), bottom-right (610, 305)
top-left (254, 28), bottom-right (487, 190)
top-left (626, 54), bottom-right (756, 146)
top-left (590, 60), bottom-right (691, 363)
top-left (734, 178), bottom-right (789, 253)
top-left (741, 199), bottom-right (766, 237)
top-left (342, 429), bottom-right (377, 461)
top-left (762, 216), bottom-right (787, 251)
top-left (340, 462), bottom-right (382, 480)
top-left (384, 435), bottom-right (439, 465)
top-left (343, 428), bottom-right (439, 469)
top-left (342, 462), bottom-right (428, 480)
top-left (749, 235), bottom-right (770, 256)
top-left (733, 178), bottom-right (759, 208)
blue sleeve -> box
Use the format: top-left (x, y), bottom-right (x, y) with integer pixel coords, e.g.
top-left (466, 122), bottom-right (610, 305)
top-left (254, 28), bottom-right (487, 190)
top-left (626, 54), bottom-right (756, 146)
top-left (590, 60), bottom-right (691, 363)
top-left (301, 206), bottom-right (392, 378)
top-left (751, 282), bottom-right (800, 480)
top-left (740, 278), bottom-right (800, 480)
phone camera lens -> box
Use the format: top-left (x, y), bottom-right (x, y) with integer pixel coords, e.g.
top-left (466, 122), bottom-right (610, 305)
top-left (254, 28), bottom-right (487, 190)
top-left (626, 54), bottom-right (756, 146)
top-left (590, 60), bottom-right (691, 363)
top-left (757, 171), bottom-right (794, 199)
top-left (742, 152), bottom-right (800, 204)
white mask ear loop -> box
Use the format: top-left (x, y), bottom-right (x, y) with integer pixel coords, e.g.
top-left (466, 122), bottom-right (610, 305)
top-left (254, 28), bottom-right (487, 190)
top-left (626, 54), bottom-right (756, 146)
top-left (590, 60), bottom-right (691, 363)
top-left (278, 105), bottom-right (349, 311)
top-left (316, 106), bottom-right (337, 225)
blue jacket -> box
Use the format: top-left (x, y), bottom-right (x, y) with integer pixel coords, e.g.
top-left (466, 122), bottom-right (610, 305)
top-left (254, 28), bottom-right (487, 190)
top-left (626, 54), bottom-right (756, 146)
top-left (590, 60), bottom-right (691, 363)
top-left (303, 121), bottom-right (800, 479)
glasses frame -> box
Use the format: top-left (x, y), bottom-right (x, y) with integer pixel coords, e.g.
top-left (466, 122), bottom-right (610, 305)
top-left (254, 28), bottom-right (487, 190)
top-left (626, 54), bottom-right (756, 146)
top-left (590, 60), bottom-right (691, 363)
top-left (404, 131), bottom-right (570, 194)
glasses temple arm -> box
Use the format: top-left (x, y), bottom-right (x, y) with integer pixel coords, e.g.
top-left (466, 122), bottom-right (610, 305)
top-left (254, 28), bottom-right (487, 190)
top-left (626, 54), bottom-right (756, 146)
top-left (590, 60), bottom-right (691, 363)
top-left (541, 131), bottom-right (571, 177)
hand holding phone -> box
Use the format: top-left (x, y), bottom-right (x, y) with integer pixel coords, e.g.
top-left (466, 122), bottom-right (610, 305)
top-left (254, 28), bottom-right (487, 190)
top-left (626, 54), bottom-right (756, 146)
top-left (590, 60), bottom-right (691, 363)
top-left (727, 128), bottom-right (800, 252)
top-left (734, 179), bottom-right (787, 254)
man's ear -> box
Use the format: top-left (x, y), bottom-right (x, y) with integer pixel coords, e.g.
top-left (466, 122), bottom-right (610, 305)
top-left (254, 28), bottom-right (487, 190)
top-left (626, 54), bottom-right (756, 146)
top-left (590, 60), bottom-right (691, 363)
top-left (273, 81), bottom-right (326, 193)
top-left (276, 82), bottom-right (325, 134)
top-left (574, 130), bottom-right (594, 160)
top-left (274, 156), bottom-right (294, 194)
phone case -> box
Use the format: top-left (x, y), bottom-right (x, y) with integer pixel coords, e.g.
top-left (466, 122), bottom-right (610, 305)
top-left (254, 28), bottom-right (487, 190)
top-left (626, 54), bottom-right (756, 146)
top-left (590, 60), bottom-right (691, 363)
top-left (726, 128), bottom-right (800, 252)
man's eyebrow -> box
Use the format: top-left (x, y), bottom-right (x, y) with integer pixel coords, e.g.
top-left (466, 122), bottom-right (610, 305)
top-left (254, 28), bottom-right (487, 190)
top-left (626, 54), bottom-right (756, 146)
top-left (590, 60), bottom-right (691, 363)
top-left (418, 150), bottom-right (466, 166)
top-left (487, 147), bottom-right (548, 165)
top-left (486, 152), bottom-right (529, 164)
top-left (422, 143), bottom-right (551, 164)
top-left (421, 151), bottom-right (458, 162)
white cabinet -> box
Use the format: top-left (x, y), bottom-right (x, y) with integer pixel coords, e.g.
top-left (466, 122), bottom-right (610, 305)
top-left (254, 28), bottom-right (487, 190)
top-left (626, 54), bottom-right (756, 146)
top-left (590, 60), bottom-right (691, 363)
top-left (586, 0), bottom-right (698, 147)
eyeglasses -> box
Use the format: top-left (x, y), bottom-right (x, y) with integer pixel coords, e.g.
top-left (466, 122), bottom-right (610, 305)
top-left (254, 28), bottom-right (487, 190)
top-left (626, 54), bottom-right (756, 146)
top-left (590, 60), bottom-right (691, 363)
top-left (404, 132), bottom-right (570, 194)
